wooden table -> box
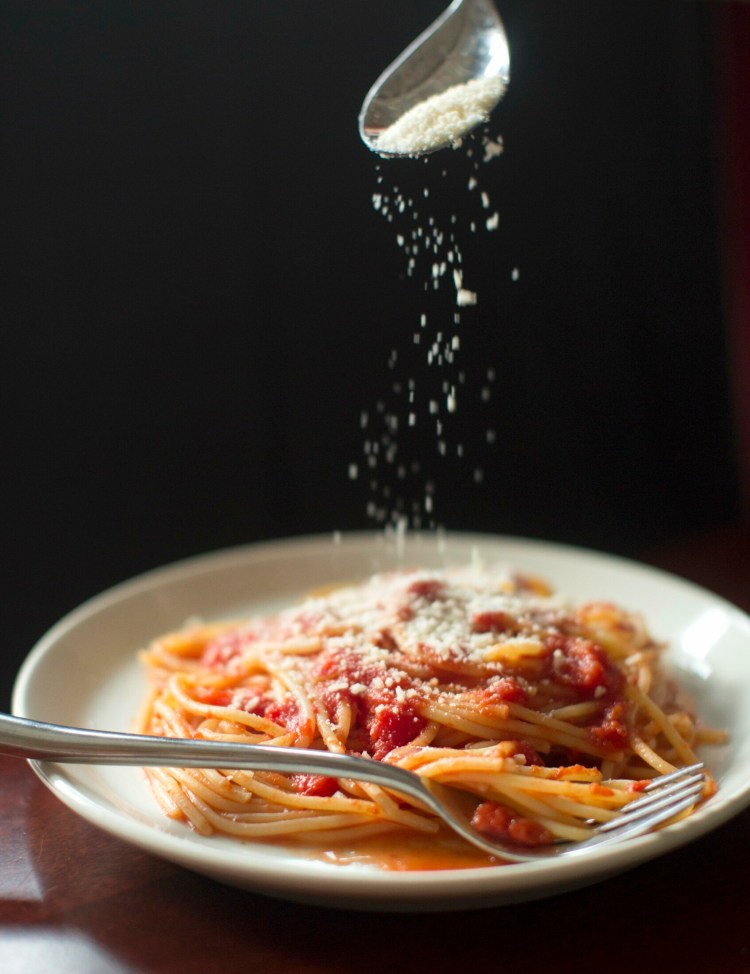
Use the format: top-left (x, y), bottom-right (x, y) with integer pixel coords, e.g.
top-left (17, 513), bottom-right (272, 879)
top-left (2, 529), bottom-right (749, 974)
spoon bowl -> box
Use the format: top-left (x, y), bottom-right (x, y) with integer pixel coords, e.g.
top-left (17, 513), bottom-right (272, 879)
top-left (359, 0), bottom-right (510, 157)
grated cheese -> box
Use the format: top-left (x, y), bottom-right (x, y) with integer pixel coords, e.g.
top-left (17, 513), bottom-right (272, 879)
top-left (375, 76), bottom-right (506, 157)
top-left (272, 567), bottom-right (564, 676)
top-left (353, 80), bottom-right (507, 530)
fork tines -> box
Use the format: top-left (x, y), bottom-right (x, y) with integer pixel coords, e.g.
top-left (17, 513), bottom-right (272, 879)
top-left (598, 762), bottom-right (706, 836)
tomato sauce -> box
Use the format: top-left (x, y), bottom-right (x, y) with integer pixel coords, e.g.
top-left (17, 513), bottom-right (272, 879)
top-left (305, 829), bottom-right (500, 871)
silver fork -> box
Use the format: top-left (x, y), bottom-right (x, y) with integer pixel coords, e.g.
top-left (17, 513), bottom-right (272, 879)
top-left (1, 712), bottom-right (705, 862)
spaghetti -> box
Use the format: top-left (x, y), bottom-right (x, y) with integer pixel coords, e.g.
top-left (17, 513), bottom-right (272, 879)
top-left (136, 566), bottom-right (722, 859)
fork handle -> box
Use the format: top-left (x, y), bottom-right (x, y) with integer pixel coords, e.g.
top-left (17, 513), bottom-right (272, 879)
top-left (0, 712), bottom-right (425, 801)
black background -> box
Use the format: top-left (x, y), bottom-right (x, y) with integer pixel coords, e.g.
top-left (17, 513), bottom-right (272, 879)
top-left (0, 1), bottom-right (741, 706)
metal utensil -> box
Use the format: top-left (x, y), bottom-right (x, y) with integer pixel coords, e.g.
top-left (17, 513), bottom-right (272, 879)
top-left (1, 712), bottom-right (705, 863)
top-left (359, 0), bottom-right (510, 156)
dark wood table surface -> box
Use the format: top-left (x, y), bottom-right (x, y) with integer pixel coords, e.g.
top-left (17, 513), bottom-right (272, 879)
top-left (2, 528), bottom-right (750, 974)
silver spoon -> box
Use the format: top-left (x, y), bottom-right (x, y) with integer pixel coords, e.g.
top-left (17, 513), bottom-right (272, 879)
top-left (358, 0), bottom-right (510, 157)
top-left (2, 712), bottom-right (705, 863)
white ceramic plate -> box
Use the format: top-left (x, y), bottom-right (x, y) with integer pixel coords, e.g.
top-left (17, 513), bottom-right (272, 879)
top-left (12, 532), bottom-right (750, 911)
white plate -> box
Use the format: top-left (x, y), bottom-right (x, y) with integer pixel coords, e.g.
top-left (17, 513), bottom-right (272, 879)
top-left (12, 532), bottom-right (750, 911)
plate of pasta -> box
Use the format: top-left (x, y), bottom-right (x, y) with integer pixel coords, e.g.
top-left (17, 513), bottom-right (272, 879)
top-left (12, 532), bottom-right (750, 910)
